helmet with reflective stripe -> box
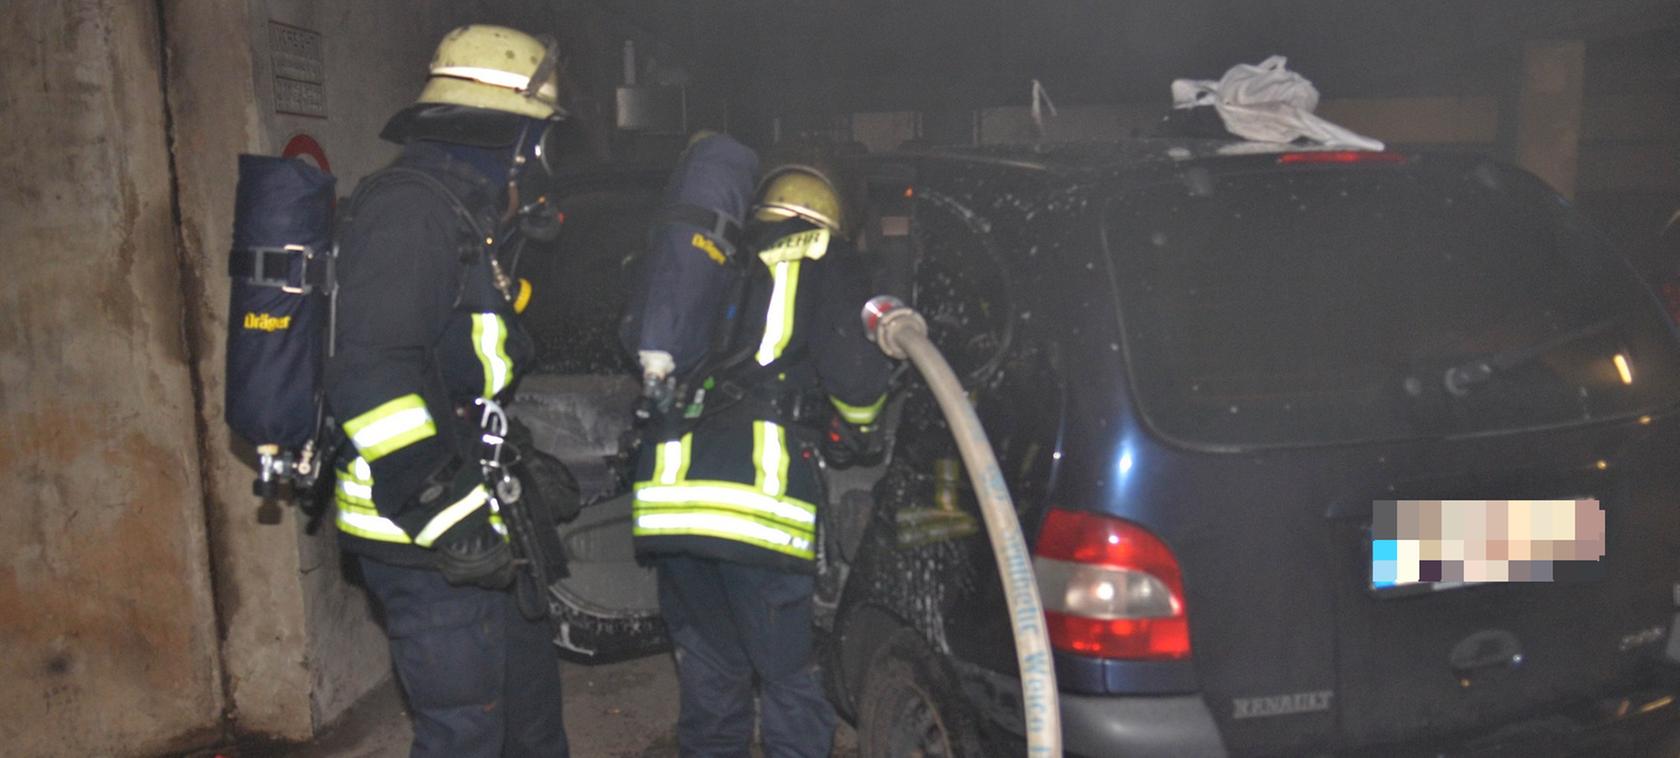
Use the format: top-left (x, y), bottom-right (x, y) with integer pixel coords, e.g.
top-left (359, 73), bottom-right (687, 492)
top-left (421, 25), bottom-right (564, 119)
top-left (381, 25), bottom-right (566, 146)
top-left (753, 164), bottom-right (843, 233)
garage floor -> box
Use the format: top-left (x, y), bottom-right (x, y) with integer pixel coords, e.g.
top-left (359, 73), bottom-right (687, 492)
top-left (246, 653), bottom-right (859, 757)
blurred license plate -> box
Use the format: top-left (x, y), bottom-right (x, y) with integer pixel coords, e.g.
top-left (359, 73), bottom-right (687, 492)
top-left (1368, 499), bottom-right (1604, 594)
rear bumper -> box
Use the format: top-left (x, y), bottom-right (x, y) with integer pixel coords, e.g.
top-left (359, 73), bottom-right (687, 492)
top-left (962, 665), bottom-right (1679, 758)
top-left (1059, 691), bottom-right (1227, 758)
top-left (1026, 689), bottom-right (1678, 758)
top-left (1362, 683), bottom-right (1680, 757)
top-left (955, 661), bottom-right (1228, 757)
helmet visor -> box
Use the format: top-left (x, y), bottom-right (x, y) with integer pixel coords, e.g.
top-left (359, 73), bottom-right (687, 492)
top-left (520, 119), bottom-right (566, 175)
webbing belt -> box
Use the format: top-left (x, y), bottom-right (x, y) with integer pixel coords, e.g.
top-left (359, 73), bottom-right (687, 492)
top-left (656, 203), bottom-right (742, 255)
top-left (229, 244), bottom-right (334, 293)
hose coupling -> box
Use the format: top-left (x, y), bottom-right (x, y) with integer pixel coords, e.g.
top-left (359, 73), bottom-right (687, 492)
top-left (860, 295), bottom-right (926, 360)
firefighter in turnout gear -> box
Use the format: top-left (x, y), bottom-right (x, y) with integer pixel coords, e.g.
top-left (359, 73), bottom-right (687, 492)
top-left (324, 25), bottom-right (569, 757)
top-left (631, 162), bottom-right (891, 756)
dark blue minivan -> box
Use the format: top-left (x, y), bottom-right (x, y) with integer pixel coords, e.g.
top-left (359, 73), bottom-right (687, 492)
top-left (517, 140), bottom-right (1680, 756)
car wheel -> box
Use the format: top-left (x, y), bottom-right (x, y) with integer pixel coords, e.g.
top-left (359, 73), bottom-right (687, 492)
top-left (858, 628), bottom-right (987, 758)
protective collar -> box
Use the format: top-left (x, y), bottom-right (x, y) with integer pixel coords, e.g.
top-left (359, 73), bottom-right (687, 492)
top-left (381, 103), bottom-right (541, 147)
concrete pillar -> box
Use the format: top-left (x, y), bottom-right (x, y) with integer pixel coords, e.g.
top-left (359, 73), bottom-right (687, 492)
top-left (162, 0), bottom-right (351, 740)
top-left (1317, 97), bottom-right (1500, 146)
top-left (0, 2), bottom-right (224, 754)
top-left (166, 0), bottom-right (439, 739)
top-left (1516, 40), bottom-right (1585, 200)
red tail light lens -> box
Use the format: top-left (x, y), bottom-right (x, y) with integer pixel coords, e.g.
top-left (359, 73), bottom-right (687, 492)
top-left (1034, 508), bottom-right (1190, 660)
top-left (1277, 151), bottom-right (1407, 165)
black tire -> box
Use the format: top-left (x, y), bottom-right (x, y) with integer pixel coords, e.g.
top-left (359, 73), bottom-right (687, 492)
top-left (857, 628), bottom-right (988, 758)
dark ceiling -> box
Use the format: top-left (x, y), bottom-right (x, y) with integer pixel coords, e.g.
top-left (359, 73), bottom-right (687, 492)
top-left (583, 0), bottom-right (1678, 119)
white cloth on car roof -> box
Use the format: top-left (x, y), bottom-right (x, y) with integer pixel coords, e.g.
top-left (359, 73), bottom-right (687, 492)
top-left (1171, 56), bottom-right (1384, 151)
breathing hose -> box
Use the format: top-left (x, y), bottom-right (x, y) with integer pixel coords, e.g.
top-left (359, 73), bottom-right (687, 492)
top-left (862, 296), bottom-right (1062, 757)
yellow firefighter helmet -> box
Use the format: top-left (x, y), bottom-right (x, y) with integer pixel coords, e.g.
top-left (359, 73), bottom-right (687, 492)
top-left (753, 164), bottom-right (843, 233)
top-left (381, 25), bottom-right (568, 146)
top-left (417, 25), bottom-right (565, 119)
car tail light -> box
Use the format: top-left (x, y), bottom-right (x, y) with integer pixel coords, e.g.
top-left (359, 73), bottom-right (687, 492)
top-left (1277, 151), bottom-right (1407, 165)
top-left (1034, 508), bottom-right (1190, 660)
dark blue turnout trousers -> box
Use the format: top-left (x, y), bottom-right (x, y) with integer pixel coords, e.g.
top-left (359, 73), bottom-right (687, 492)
top-left (360, 557), bottom-right (569, 758)
top-left (657, 554), bottom-right (837, 758)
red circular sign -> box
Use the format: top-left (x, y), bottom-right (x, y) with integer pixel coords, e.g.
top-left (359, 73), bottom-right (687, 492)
top-left (281, 133), bottom-right (331, 174)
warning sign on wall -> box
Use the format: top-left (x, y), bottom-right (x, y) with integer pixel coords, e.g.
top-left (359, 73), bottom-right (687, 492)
top-left (270, 21), bottom-right (326, 118)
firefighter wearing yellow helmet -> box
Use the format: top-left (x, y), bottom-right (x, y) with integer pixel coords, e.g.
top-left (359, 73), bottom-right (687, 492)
top-left (326, 24), bottom-right (572, 757)
top-left (630, 157), bottom-right (890, 755)
top-left (753, 164), bottom-right (844, 232)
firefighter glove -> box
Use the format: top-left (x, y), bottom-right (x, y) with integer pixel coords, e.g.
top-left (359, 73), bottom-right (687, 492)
top-left (437, 521), bottom-right (515, 589)
top-left (417, 457), bottom-right (512, 589)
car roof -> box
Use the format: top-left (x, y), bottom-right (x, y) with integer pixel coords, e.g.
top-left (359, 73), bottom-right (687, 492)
top-left (866, 138), bottom-right (1441, 180)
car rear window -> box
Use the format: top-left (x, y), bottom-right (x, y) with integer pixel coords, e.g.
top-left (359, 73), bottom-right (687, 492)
top-left (1106, 161), bottom-right (1680, 448)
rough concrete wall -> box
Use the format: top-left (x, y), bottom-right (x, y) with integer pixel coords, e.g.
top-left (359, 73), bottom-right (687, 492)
top-left (1318, 96), bottom-right (1500, 146)
top-left (161, 0), bottom-right (320, 740)
top-left (0, 2), bottom-right (224, 756)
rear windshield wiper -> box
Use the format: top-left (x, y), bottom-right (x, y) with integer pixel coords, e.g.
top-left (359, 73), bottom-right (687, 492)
top-left (1442, 317), bottom-right (1619, 397)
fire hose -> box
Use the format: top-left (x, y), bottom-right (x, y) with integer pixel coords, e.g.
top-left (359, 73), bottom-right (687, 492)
top-left (862, 296), bottom-right (1062, 757)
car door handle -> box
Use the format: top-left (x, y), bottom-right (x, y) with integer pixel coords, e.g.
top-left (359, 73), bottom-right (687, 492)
top-left (1450, 629), bottom-right (1524, 677)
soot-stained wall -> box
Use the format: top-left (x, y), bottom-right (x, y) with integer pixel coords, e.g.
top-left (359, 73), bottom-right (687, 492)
top-left (0, 2), bottom-right (224, 755)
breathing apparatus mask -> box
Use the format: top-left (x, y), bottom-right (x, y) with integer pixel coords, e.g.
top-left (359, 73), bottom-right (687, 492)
top-left (499, 30), bottom-right (566, 244)
top-left (492, 36), bottom-right (566, 308)
top-left (505, 117), bottom-right (564, 243)
top-left (464, 116), bottom-right (564, 312)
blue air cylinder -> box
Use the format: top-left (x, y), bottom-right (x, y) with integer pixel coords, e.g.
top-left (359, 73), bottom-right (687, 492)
top-left (621, 133), bottom-right (759, 376)
top-left (224, 154), bottom-right (335, 452)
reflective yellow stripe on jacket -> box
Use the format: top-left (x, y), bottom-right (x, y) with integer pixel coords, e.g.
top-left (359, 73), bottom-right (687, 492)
top-left (829, 393), bottom-right (886, 426)
top-left (631, 432), bottom-right (817, 560)
top-left (752, 420), bottom-right (790, 496)
top-left (341, 394), bottom-right (436, 462)
top-left (335, 455), bottom-right (501, 546)
top-left (633, 481), bottom-right (817, 559)
top-left (754, 259), bottom-right (801, 366)
top-left (471, 313), bottom-right (514, 398)
top-left (413, 483), bottom-right (491, 547)
top-left (335, 456), bottom-right (410, 543)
